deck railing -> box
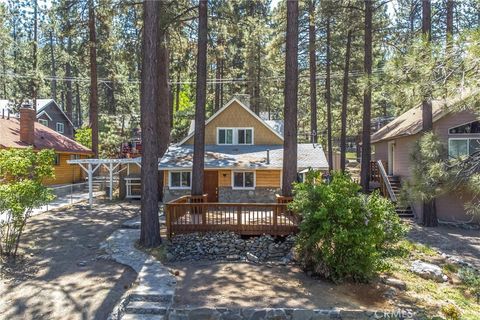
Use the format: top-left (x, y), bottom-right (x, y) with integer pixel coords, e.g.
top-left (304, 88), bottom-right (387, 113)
top-left (165, 196), bottom-right (300, 239)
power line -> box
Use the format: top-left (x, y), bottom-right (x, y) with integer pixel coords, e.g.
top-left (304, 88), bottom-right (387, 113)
top-left (1, 67), bottom-right (387, 85)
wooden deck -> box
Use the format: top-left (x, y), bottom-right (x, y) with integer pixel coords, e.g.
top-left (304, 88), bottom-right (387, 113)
top-left (165, 196), bottom-right (300, 238)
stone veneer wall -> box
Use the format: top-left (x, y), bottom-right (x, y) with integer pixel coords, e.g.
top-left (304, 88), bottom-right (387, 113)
top-left (218, 187), bottom-right (281, 203)
top-left (163, 187), bottom-right (191, 203)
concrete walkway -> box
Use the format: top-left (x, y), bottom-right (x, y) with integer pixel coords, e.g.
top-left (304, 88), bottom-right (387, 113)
top-left (103, 228), bottom-right (176, 320)
top-left (32, 190), bottom-right (105, 216)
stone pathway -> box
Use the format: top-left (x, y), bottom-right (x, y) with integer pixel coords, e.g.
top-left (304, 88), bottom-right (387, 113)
top-left (103, 227), bottom-right (176, 320)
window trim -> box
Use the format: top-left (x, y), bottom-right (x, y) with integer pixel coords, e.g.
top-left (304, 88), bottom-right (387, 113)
top-left (216, 127), bottom-right (254, 145)
top-left (38, 119), bottom-right (48, 126)
top-left (56, 122), bottom-right (65, 133)
top-left (231, 171), bottom-right (256, 190)
top-left (169, 170), bottom-right (192, 190)
top-left (448, 137), bottom-right (480, 158)
top-left (216, 128), bottom-right (234, 145)
top-left (54, 154), bottom-right (61, 166)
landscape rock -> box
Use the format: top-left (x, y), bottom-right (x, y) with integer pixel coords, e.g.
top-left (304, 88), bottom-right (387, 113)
top-left (165, 232), bottom-right (296, 264)
top-left (410, 260), bottom-right (448, 282)
top-left (382, 277), bottom-right (407, 291)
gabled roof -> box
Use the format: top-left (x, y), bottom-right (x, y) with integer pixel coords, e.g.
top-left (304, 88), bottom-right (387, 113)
top-left (371, 92), bottom-right (479, 144)
top-left (0, 117), bottom-right (92, 154)
top-left (178, 98), bottom-right (284, 145)
top-left (0, 99), bottom-right (75, 127)
top-left (159, 144), bottom-right (329, 170)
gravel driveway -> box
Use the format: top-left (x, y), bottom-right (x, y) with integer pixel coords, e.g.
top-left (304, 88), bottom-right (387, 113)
top-left (0, 201), bottom-right (139, 320)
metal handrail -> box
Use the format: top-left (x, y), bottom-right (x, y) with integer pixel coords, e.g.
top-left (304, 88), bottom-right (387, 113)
top-left (376, 160), bottom-right (397, 202)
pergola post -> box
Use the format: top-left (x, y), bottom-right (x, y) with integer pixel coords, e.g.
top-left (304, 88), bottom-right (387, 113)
top-left (109, 162), bottom-right (113, 200)
top-left (88, 163), bottom-right (93, 207)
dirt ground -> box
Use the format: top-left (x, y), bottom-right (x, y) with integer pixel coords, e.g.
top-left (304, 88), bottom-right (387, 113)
top-left (0, 201), bottom-right (139, 320)
top-left (168, 261), bottom-right (394, 310)
top-left (407, 222), bottom-right (480, 270)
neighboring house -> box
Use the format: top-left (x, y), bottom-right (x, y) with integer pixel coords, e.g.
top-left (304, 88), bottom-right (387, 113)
top-left (371, 96), bottom-right (480, 222)
top-left (0, 104), bottom-right (93, 185)
top-left (155, 98), bottom-right (328, 203)
top-left (0, 99), bottom-right (75, 138)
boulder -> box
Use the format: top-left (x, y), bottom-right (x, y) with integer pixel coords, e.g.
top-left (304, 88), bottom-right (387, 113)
top-left (410, 260), bottom-right (448, 282)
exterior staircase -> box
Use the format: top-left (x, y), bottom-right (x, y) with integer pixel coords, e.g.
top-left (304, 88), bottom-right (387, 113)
top-left (387, 175), bottom-right (414, 218)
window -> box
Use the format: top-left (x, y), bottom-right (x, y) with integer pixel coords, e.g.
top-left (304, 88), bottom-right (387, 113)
top-left (169, 171), bottom-right (191, 189)
top-left (232, 171), bottom-right (255, 189)
top-left (56, 122), bottom-right (64, 133)
top-left (38, 119), bottom-right (48, 126)
top-left (237, 129), bottom-right (253, 144)
top-left (449, 138), bottom-right (480, 158)
top-left (449, 121), bottom-right (480, 134)
top-left (218, 128), bottom-right (234, 144)
top-left (70, 154), bottom-right (80, 160)
top-left (217, 128), bottom-right (253, 145)
top-left (54, 154), bottom-right (60, 166)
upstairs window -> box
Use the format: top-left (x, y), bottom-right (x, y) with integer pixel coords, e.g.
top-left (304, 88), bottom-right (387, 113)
top-left (218, 128), bottom-right (233, 145)
top-left (217, 128), bottom-right (253, 145)
top-left (449, 138), bottom-right (480, 158)
top-left (170, 171), bottom-right (191, 189)
top-left (56, 122), bottom-right (65, 133)
top-left (38, 119), bottom-right (48, 126)
top-left (237, 128), bottom-right (253, 144)
top-left (233, 171), bottom-right (255, 189)
top-left (449, 121), bottom-right (480, 134)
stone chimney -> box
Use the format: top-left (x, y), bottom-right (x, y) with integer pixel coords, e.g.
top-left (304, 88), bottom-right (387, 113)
top-left (20, 102), bottom-right (35, 145)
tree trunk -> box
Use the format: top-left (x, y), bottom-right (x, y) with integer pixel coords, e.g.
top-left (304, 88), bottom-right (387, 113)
top-left (325, 18), bottom-right (333, 168)
top-left (191, 0), bottom-right (208, 196)
top-left (254, 47), bottom-right (261, 115)
top-left (308, 0), bottom-right (317, 143)
top-left (360, 0), bottom-right (373, 192)
top-left (220, 58), bottom-right (224, 107)
top-left (214, 37), bottom-right (223, 112)
top-left (32, 0), bottom-right (38, 111)
top-left (423, 199), bottom-right (438, 227)
top-left (446, 0), bottom-right (454, 47)
top-left (340, 29), bottom-right (352, 172)
top-left (66, 37), bottom-right (73, 121)
top-left (49, 30), bottom-right (57, 101)
top-left (139, 0), bottom-right (163, 247)
top-left (89, 2), bottom-right (99, 157)
top-left (76, 83), bottom-right (82, 127)
top-left (281, 0), bottom-right (298, 197)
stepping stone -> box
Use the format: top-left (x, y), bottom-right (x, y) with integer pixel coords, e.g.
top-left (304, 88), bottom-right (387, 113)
top-left (125, 301), bottom-right (168, 315)
top-left (121, 314), bottom-right (165, 320)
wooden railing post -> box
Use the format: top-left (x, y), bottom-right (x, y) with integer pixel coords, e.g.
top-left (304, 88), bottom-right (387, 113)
top-left (237, 205), bottom-right (242, 225)
top-left (201, 204), bottom-right (207, 225)
top-left (273, 205), bottom-right (278, 230)
top-left (165, 204), bottom-right (171, 239)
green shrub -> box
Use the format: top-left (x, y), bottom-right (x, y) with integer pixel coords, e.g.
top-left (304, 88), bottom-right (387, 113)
top-left (290, 171), bottom-right (406, 282)
top-left (459, 267), bottom-right (480, 302)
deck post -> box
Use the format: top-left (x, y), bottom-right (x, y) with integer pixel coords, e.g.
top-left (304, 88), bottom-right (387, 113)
top-left (201, 204), bottom-right (207, 225)
top-left (237, 205), bottom-right (242, 226)
top-left (166, 204), bottom-right (171, 239)
top-left (273, 205), bottom-right (278, 231)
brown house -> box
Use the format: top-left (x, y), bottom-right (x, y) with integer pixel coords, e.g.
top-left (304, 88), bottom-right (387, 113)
top-left (0, 104), bottom-right (93, 185)
top-left (135, 98), bottom-right (328, 203)
top-left (372, 96), bottom-right (480, 222)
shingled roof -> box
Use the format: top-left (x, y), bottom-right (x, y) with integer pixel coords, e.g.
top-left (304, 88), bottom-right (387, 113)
top-left (0, 117), bottom-right (92, 154)
top-left (159, 144), bottom-right (328, 170)
top-left (371, 91), bottom-right (480, 144)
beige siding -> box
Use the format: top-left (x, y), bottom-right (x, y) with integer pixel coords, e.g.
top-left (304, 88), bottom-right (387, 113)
top-left (373, 141), bottom-right (388, 162)
top-left (392, 135), bottom-right (417, 178)
top-left (183, 101), bottom-right (283, 145)
top-left (44, 153), bottom-right (87, 185)
top-left (218, 170), bottom-right (231, 187)
top-left (255, 170), bottom-right (281, 187)
top-left (434, 109), bottom-right (479, 140)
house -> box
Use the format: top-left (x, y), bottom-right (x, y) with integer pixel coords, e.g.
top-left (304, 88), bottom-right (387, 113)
top-left (0, 103), bottom-right (93, 185)
top-left (0, 99), bottom-right (76, 138)
top-left (371, 95), bottom-right (480, 222)
top-left (156, 98), bottom-right (329, 203)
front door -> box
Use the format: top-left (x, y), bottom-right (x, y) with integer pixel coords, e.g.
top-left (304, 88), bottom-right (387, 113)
top-left (387, 141), bottom-right (395, 176)
top-left (203, 170), bottom-right (219, 202)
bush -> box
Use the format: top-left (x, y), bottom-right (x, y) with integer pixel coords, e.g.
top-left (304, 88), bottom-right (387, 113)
top-left (290, 171), bottom-right (406, 282)
top-left (0, 148), bottom-right (55, 258)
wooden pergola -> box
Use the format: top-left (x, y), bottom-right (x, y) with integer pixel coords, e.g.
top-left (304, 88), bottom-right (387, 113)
top-left (67, 158), bottom-right (141, 207)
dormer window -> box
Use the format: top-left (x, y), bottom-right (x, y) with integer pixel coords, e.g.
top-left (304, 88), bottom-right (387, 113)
top-left (217, 128), bottom-right (253, 145)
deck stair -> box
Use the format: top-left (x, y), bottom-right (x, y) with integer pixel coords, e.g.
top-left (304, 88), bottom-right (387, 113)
top-left (387, 175), bottom-right (414, 218)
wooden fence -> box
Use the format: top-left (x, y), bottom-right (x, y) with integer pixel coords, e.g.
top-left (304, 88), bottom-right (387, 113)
top-left (165, 196), bottom-right (300, 239)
